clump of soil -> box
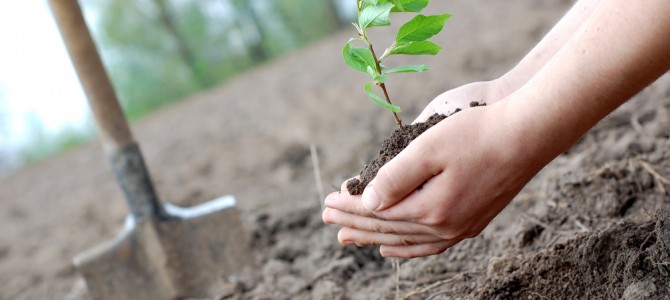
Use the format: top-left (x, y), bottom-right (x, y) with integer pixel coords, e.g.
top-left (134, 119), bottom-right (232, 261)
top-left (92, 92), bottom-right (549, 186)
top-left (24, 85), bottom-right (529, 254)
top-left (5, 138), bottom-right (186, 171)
top-left (347, 101), bottom-right (485, 195)
top-left (479, 213), bottom-right (670, 300)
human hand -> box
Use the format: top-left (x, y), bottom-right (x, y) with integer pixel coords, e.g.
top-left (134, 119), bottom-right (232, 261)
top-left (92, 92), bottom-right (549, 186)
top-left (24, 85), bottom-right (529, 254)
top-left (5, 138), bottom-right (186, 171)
top-left (413, 80), bottom-right (512, 123)
top-left (323, 99), bottom-right (550, 258)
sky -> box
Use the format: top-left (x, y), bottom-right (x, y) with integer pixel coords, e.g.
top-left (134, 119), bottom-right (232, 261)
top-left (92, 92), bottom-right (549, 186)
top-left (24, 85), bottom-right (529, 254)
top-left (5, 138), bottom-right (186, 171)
top-left (0, 1), bottom-right (91, 155)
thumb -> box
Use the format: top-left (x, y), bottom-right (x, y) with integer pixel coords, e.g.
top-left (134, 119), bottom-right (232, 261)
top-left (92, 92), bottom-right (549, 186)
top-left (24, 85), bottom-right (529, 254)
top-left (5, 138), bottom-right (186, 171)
top-left (362, 140), bottom-right (442, 212)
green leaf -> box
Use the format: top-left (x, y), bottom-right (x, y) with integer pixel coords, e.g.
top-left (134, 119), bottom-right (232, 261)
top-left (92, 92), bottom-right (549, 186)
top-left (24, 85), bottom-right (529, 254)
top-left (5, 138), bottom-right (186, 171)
top-left (359, 2), bottom-right (394, 31)
top-left (362, 0), bottom-right (381, 7)
top-left (388, 0), bottom-right (403, 11)
top-left (343, 40), bottom-right (377, 73)
top-left (367, 65), bottom-right (388, 83)
top-left (384, 64), bottom-right (429, 74)
top-left (396, 14), bottom-right (451, 42)
top-left (365, 82), bottom-right (401, 112)
top-left (391, 0), bottom-right (430, 12)
top-left (389, 41), bottom-right (442, 55)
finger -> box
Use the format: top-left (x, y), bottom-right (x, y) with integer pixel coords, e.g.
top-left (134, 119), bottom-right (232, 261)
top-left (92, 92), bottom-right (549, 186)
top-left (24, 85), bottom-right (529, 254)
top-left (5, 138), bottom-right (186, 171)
top-left (379, 239), bottom-right (461, 258)
top-left (413, 106), bottom-right (437, 124)
top-left (362, 137), bottom-right (443, 212)
top-left (322, 207), bottom-right (433, 235)
top-left (412, 94), bottom-right (467, 124)
top-left (338, 227), bottom-right (443, 246)
top-left (372, 172), bottom-right (451, 223)
top-left (325, 191), bottom-right (373, 217)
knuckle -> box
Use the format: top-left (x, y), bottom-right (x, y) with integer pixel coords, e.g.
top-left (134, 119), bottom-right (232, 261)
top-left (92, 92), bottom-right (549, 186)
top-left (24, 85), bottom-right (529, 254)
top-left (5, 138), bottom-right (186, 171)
top-left (418, 156), bottom-right (434, 174)
top-left (364, 237), bottom-right (377, 246)
top-left (379, 223), bottom-right (395, 234)
top-left (400, 237), bottom-right (416, 246)
top-left (364, 209), bottom-right (378, 219)
top-left (367, 219), bottom-right (393, 234)
top-left (422, 213), bottom-right (445, 227)
top-left (369, 220), bottom-right (383, 233)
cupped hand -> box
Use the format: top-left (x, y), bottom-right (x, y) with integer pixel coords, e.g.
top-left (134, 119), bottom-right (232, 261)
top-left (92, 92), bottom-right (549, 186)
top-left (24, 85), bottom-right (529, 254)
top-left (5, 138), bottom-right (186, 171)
top-left (323, 99), bottom-right (550, 258)
top-left (413, 80), bottom-right (512, 123)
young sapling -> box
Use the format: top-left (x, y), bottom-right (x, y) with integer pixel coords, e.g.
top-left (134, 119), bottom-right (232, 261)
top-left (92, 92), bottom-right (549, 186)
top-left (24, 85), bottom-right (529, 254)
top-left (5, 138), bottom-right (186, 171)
top-left (343, 0), bottom-right (451, 129)
top-left (342, 0), bottom-right (454, 195)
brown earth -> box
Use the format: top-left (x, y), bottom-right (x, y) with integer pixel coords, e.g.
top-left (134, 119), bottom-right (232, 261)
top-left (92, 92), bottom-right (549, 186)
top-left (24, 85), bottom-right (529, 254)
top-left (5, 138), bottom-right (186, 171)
top-left (1, 1), bottom-right (669, 299)
top-left (346, 113), bottom-right (447, 195)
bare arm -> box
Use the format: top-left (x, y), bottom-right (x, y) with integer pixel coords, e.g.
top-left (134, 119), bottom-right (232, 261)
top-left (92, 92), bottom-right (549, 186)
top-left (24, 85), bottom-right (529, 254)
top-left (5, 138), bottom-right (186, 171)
top-left (416, 0), bottom-right (602, 120)
top-left (514, 0), bottom-right (670, 163)
top-left (498, 0), bottom-right (603, 94)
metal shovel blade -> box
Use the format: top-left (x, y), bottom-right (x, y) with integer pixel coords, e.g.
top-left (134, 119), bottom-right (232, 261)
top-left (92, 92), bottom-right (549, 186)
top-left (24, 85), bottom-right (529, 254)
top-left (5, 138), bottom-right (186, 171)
top-left (74, 196), bottom-right (252, 300)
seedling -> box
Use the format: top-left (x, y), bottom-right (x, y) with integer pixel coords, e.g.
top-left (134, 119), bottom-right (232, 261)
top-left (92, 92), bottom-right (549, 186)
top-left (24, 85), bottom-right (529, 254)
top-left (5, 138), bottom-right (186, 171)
top-left (343, 0), bottom-right (451, 129)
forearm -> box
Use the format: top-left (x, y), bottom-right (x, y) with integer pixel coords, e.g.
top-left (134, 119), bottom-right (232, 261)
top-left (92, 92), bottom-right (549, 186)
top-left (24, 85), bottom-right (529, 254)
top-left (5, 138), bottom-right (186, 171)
top-left (513, 0), bottom-right (670, 162)
top-left (496, 0), bottom-right (602, 95)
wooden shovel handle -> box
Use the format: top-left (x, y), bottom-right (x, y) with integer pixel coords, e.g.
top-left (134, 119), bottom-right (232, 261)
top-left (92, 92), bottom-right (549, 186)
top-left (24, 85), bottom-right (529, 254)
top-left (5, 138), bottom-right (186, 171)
top-left (49, 0), bottom-right (134, 152)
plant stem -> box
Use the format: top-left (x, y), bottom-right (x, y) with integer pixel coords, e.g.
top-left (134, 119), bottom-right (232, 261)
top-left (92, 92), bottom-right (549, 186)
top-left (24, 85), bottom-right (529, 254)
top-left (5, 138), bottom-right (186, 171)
top-left (368, 44), bottom-right (403, 129)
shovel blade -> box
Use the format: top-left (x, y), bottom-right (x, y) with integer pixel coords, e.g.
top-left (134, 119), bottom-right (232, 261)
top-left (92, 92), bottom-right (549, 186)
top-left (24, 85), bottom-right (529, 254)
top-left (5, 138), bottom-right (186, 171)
top-left (74, 196), bottom-right (253, 300)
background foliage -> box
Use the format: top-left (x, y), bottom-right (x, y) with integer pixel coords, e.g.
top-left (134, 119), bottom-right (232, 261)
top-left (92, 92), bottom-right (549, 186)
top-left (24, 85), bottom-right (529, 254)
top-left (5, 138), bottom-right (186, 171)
top-left (86, 0), bottom-right (348, 120)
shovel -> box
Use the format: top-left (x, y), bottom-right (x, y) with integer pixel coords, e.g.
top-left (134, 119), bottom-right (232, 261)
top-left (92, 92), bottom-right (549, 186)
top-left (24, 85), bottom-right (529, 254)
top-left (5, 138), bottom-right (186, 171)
top-left (49, 0), bottom-right (253, 298)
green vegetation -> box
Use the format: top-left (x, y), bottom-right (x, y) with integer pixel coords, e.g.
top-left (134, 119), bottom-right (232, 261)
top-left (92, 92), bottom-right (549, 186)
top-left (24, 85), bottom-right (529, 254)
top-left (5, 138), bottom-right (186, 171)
top-left (342, 0), bottom-right (450, 128)
top-left (88, 0), bottom-right (347, 121)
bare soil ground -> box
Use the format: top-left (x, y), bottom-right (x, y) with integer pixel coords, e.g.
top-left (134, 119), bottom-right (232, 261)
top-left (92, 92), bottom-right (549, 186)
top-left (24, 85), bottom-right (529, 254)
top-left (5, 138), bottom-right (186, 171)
top-left (1, 1), bottom-right (669, 299)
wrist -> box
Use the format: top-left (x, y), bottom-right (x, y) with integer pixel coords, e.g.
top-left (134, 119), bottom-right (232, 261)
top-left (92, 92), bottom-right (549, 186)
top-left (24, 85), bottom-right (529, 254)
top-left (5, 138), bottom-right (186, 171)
top-left (495, 67), bottom-right (531, 97)
top-left (488, 61), bottom-right (539, 104)
top-left (504, 86), bottom-right (585, 169)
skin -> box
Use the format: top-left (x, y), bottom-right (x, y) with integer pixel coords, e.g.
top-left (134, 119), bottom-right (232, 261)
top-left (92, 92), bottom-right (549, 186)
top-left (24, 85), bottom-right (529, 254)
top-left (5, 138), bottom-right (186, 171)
top-left (323, 0), bottom-right (670, 258)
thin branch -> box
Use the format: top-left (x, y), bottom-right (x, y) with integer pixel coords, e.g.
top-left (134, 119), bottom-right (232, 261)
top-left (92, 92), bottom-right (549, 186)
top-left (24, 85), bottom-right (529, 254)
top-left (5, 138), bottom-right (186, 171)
top-left (368, 44), bottom-right (403, 128)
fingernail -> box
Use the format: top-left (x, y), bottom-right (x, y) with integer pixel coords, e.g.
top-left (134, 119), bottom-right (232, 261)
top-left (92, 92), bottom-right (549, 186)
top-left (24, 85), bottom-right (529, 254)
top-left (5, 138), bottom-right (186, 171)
top-left (362, 186), bottom-right (381, 211)
top-left (342, 240), bottom-right (354, 246)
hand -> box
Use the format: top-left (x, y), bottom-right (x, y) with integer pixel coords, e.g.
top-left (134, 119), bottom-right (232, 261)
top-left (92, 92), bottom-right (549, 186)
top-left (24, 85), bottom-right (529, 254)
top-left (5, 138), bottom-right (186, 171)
top-left (323, 99), bottom-right (550, 258)
top-left (413, 80), bottom-right (513, 123)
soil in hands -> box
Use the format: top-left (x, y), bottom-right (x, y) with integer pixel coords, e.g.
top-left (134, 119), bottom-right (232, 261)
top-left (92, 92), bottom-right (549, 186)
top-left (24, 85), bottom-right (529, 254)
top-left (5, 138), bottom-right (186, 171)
top-left (347, 101), bottom-right (485, 195)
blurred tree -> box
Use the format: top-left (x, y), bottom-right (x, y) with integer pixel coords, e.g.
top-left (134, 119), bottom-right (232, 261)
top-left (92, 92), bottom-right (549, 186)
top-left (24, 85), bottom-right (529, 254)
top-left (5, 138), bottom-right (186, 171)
top-left (275, 1), bottom-right (340, 48)
top-left (151, 0), bottom-right (212, 88)
top-left (231, 0), bottom-right (268, 62)
top-left (83, 0), bottom-right (345, 120)
top-left (87, 0), bottom-right (204, 119)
